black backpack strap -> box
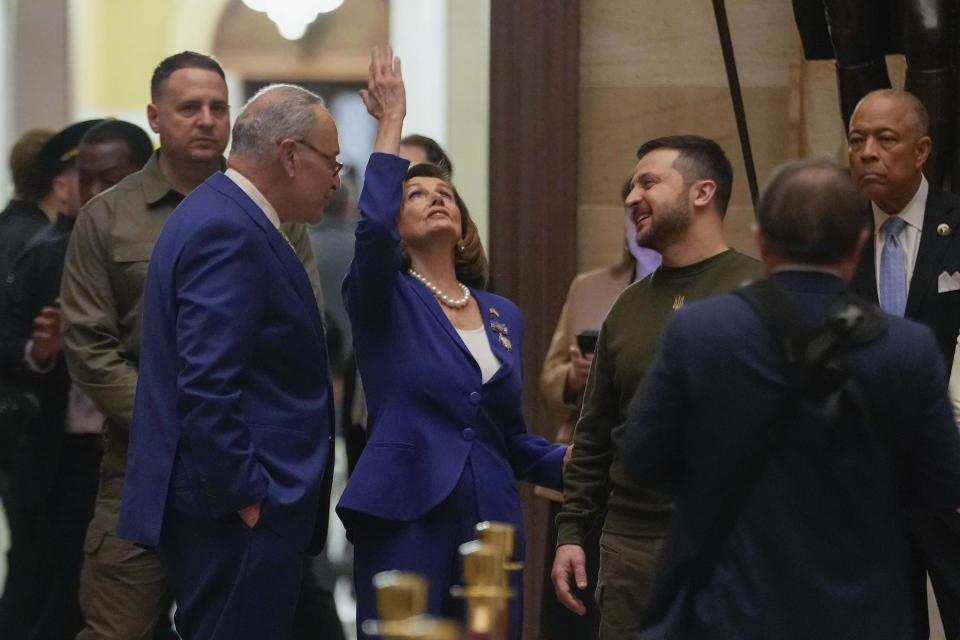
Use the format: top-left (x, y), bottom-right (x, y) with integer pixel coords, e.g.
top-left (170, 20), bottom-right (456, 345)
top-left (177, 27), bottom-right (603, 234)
top-left (689, 278), bottom-right (884, 586)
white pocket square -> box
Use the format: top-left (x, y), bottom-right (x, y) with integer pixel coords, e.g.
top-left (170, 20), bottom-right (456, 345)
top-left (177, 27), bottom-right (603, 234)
top-left (938, 271), bottom-right (960, 293)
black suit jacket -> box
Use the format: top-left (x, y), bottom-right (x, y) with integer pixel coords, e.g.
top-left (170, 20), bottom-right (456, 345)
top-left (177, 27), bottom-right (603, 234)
top-left (851, 187), bottom-right (960, 366)
top-left (0, 199), bottom-right (49, 283)
top-left (0, 216), bottom-right (75, 506)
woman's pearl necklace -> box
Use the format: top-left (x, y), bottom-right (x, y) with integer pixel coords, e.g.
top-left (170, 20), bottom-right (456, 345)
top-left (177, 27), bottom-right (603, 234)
top-left (408, 268), bottom-right (471, 309)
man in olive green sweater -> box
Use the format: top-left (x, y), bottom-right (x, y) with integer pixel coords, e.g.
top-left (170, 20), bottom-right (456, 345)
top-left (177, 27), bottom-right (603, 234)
top-left (551, 136), bottom-right (762, 640)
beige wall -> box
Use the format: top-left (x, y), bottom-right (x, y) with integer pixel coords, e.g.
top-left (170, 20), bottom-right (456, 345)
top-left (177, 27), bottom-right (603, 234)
top-left (576, 0), bottom-right (892, 272)
top-left (446, 0), bottom-right (490, 249)
top-left (15, 0), bottom-right (70, 134)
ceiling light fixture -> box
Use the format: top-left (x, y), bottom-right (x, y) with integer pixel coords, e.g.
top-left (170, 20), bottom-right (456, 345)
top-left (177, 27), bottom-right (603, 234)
top-left (241, 0), bottom-right (344, 41)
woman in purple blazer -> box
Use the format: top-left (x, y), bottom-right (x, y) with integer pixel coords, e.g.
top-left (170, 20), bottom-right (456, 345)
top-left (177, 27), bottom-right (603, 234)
top-left (337, 47), bottom-right (567, 639)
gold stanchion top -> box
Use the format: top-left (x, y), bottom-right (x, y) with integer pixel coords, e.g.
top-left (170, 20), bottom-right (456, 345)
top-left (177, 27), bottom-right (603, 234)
top-left (414, 619), bottom-right (461, 640)
top-left (374, 571), bottom-right (427, 621)
top-left (460, 540), bottom-right (503, 587)
top-left (475, 522), bottom-right (515, 558)
top-left (475, 521), bottom-right (524, 575)
top-left (362, 615), bottom-right (461, 640)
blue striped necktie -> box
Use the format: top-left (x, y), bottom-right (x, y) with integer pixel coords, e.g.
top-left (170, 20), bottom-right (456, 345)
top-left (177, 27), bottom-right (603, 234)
top-left (878, 215), bottom-right (908, 316)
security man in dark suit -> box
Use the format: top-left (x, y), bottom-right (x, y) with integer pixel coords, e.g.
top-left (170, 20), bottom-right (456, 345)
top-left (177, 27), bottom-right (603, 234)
top-left (848, 88), bottom-right (960, 639)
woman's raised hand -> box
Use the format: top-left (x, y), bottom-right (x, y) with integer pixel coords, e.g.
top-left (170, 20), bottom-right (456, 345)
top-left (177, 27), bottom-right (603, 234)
top-left (361, 44), bottom-right (406, 123)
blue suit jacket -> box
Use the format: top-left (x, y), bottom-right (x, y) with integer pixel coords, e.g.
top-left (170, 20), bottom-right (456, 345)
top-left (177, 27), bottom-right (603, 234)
top-left (117, 172), bottom-right (334, 554)
top-left (625, 271), bottom-right (960, 639)
top-left (337, 153), bottom-right (564, 528)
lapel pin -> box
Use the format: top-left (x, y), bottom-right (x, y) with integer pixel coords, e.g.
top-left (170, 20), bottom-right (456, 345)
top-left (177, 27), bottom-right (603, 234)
top-left (938, 223), bottom-right (951, 237)
top-left (490, 320), bottom-right (509, 335)
top-left (498, 334), bottom-right (512, 351)
top-left (489, 307), bottom-right (500, 318)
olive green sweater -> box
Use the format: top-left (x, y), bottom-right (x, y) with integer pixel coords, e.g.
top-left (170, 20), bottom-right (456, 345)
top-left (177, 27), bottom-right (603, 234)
top-left (556, 249), bottom-right (762, 545)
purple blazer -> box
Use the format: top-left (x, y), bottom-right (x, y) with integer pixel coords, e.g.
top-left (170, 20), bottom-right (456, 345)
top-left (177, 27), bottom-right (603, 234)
top-left (337, 153), bottom-right (564, 534)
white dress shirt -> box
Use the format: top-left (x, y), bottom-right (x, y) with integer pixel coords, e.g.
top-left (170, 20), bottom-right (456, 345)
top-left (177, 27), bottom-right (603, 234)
top-left (872, 176), bottom-right (927, 294)
top-left (456, 327), bottom-right (502, 384)
top-left (224, 168), bottom-right (281, 230)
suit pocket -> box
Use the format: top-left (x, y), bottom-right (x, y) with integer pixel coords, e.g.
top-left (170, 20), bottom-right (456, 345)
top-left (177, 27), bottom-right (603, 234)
top-left (83, 525), bottom-right (107, 554)
top-left (366, 441), bottom-right (415, 451)
top-left (112, 242), bottom-right (153, 314)
top-left (247, 421), bottom-right (311, 439)
top-left (934, 290), bottom-right (960, 340)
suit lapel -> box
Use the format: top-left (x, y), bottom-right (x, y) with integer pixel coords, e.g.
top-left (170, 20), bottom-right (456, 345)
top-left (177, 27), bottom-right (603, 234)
top-left (407, 276), bottom-right (474, 363)
top-left (475, 290), bottom-right (514, 384)
top-left (207, 173), bottom-right (325, 346)
top-left (266, 229), bottom-right (327, 343)
top-left (406, 281), bottom-right (516, 384)
top-left (852, 212), bottom-right (879, 304)
top-left (906, 189), bottom-right (959, 317)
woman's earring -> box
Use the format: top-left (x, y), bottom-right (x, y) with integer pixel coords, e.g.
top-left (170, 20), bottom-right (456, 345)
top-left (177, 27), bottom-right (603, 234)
top-left (457, 242), bottom-right (465, 253)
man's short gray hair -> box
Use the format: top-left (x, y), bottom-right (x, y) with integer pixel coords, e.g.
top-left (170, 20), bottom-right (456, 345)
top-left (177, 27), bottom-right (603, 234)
top-left (230, 84), bottom-right (325, 157)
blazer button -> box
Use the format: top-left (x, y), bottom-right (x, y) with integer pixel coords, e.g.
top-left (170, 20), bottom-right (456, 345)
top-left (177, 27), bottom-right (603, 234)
top-left (469, 391), bottom-right (481, 405)
top-left (462, 428), bottom-right (475, 441)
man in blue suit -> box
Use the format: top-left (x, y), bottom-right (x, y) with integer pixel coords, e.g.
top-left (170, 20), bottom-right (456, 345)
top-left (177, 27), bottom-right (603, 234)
top-left (624, 159), bottom-right (960, 639)
top-left (117, 84), bottom-right (340, 639)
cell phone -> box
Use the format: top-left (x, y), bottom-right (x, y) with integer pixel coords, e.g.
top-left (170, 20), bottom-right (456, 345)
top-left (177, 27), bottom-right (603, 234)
top-left (576, 330), bottom-right (599, 355)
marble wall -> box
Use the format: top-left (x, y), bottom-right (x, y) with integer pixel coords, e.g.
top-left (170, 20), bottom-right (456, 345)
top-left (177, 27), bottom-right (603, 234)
top-left (576, 1), bottom-right (908, 272)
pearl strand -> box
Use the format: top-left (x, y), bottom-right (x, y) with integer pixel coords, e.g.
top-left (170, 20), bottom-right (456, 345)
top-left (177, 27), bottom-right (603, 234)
top-left (407, 268), bottom-right (471, 309)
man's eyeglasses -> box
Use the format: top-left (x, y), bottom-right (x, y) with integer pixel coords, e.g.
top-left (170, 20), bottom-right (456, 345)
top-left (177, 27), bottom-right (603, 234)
top-left (292, 139), bottom-right (344, 176)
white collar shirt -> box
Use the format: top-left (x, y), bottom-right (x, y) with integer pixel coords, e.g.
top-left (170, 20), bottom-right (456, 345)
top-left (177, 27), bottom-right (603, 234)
top-left (872, 176), bottom-right (927, 294)
top-left (224, 167), bottom-right (281, 230)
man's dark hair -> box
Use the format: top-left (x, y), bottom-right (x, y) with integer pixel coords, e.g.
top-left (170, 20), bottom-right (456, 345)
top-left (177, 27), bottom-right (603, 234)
top-left (636, 135), bottom-right (733, 216)
top-left (9, 128), bottom-right (54, 201)
top-left (151, 51), bottom-right (225, 101)
top-left (81, 120), bottom-right (154, 169)
top-left (401, 134), bottom-right (453, 177)
top-left (756, 159), bottom-right (870, 264)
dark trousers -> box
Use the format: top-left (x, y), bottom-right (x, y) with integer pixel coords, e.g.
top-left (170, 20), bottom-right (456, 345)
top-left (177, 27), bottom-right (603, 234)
top-left (351, 462), bottom-right (523, 640)
top-left (0, 432), bottom-right (102, 640)
top-left (292, 585), bottom-right (346, 640)
top-left (158, 488), bottom-right (303, 640)
top-left (907, 509), bottom-right (960, 640)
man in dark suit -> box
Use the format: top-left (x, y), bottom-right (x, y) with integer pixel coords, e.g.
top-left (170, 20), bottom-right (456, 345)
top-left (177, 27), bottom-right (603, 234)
top-left (0, 119), bottom-right (152, 638)
top-left (848, 88), bottom-right (960, 638)
top-left (117, 83), bottom-right (338, 640)
top-left (623, 159), bottom-right (960, 639)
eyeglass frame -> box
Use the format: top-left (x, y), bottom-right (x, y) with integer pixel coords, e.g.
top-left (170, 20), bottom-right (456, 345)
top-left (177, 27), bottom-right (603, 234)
top-left (284, 138), bottom-right (344, 176)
